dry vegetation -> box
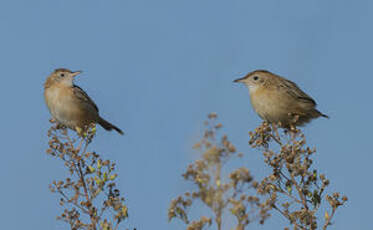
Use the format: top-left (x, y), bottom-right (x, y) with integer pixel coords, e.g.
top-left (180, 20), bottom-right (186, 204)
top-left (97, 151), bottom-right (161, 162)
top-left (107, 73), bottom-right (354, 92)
top-left (169, 113), bottom-right (347, 230)
top-left (45, 112), bottom-right (347, 230)
top-left (46, 120), bottom-right (129, 230)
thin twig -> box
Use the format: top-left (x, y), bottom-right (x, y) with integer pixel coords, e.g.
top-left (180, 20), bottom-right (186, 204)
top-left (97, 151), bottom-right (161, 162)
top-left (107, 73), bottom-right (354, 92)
top-left (57, 189), bottom-right (89, 214)
top-left (269, 134), bottom-right (282, 145)
top-left (272, 204), bottom-right (306, 230)
top-left (322, 207), bottom-right (336, 230)
top-left (290, 173), bottom-right (309, 210)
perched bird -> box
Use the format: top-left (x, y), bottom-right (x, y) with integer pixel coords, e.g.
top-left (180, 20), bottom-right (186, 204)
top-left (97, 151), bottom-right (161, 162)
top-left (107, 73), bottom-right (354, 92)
top-left (44, 68), bottom-right (123, 135)
top-left (234, 70), bottom-right (328, 128)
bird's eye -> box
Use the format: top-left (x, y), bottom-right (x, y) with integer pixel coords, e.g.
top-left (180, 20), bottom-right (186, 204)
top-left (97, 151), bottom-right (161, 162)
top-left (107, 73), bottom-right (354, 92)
top-left (60, 73), bottom-right (65, 77)
top-left (253, 76), bottom-right (259, 81)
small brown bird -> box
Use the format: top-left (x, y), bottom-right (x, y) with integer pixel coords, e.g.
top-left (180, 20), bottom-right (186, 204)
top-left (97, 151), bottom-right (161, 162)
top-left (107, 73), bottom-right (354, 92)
top-left (44, 68), bottom-right (123, 135)
top-left (234, 70), bottom-right (328, 128)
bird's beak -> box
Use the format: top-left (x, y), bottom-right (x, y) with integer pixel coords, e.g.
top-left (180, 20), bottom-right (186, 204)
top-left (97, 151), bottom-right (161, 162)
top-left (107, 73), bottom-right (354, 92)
top-left (71, 71), bottom-right (82, 77)
top-left (233, 76), bottom-right (246, 83)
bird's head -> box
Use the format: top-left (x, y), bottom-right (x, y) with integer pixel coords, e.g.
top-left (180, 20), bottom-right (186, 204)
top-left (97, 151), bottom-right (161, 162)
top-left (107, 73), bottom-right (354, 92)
top-left (46, 68), bottom-right (82, 87)
top-left (233, 70), bottom-right (273, 91)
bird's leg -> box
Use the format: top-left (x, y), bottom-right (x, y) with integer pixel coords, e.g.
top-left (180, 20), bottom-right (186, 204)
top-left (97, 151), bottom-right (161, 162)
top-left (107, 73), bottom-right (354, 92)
top-left (84, 123), bottom-right (96, 143)
top-left (75, 127), bottom-right (83, 136)
top-left (75, 127), bottom-right (87, 152)
top-left (272, 123), bottom-right (281, 139)
top-left (288, 124), bottom-right (301, 142)
top-left (270, 123), bottom-right (282, 145)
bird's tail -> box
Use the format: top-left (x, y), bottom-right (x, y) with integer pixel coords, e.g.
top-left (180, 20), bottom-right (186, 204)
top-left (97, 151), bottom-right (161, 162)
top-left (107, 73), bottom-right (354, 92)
top-left (320, 113), bottom-right (329, 119)
top-left (98, 117), bottom-right (124, 135)
top-left (315, 109), bottom-right (329, 119)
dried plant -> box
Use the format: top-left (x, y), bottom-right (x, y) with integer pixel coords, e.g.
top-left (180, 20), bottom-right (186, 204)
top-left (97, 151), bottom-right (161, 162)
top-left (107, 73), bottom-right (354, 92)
top-left (46, 120), bottom-right (129, 230)
top-left (169, 114), bottom-right (347, 230)
top-left (249, 122), bottom-right (347, 230)
top-left (168, 113), bottom-right (270, 230)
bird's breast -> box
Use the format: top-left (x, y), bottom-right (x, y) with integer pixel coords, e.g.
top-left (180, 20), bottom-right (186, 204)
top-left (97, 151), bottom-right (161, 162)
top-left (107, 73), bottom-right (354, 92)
top-left (249, 87), bottom-right (290, 122)
top-left (44, 85), bottom-right (87, 125)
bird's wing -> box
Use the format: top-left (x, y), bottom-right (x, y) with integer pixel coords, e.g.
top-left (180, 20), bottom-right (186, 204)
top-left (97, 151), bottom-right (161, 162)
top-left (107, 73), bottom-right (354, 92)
top-left (73, 85), bottom-right (99, 112)
top-left (279, 79), bottom-right (316, 105)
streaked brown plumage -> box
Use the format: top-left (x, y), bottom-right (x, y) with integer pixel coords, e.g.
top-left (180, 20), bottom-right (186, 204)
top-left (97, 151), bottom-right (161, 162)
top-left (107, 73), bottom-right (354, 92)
top-left (44, 68), bottom-right (123, 135)
top-left (234, 70), bottom-right (328, 127)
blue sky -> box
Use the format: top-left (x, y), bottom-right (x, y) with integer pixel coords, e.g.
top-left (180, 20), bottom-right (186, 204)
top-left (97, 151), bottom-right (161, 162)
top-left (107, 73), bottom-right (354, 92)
top-left (0, 0), bottom-right (371, 229)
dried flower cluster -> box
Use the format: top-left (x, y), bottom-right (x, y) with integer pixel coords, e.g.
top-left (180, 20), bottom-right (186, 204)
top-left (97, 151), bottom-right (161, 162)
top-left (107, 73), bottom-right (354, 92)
top-left (169, 114), bottom-right (347, 230)
top-left (249, 122), bottom-right (347, 230)
top-left (46, 120), bottom-right (129, 230)
top-left (168, 113), bottom-right (270, 230)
